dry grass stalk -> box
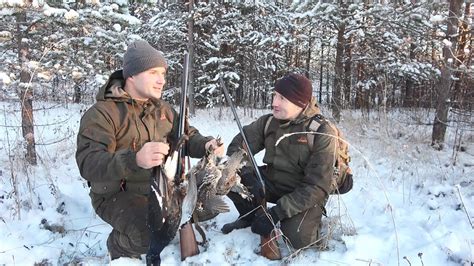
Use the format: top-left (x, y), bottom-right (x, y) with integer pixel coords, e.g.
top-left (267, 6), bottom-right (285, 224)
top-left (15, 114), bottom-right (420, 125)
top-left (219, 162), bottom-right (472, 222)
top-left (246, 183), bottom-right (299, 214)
top-left (455, 185), bottom-right (473, 229)
top-left (276, 129), bottom-right (400, 265)
top-left (3, 107), bottom-right (21, 220)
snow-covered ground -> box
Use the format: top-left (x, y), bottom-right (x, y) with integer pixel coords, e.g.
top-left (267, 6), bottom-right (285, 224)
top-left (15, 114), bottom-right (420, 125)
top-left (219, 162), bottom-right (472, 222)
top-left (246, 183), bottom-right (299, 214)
top-left (0, 101), bottom-right (472, 265)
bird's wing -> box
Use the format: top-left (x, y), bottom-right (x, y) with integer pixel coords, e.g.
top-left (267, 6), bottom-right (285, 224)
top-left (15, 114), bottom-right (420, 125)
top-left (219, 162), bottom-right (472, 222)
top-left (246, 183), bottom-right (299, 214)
top-left (230, 180), bottom-right (252, 200)
top-left (200, 196), bottom-right (230, 214)
top-left (219, 149), bottom-right (246, 189)
top-left (179, 170), bottom-right (198, 227)
top-left (162, 150), bottom-right (179, 182)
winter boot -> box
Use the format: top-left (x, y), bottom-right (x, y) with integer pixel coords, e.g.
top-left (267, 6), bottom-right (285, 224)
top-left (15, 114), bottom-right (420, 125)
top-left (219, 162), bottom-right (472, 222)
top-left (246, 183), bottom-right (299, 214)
top-left (221, 218), bottom-right (252, 234)
top-left (221, 191), bottom-right (257, 234)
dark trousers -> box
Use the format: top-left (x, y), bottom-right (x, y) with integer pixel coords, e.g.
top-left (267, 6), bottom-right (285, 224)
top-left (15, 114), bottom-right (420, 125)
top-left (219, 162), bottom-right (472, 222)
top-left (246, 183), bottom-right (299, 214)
top-left (91, 191), bottom-right (151, 257)
top-left (228, 166), bottom-right (325, 249)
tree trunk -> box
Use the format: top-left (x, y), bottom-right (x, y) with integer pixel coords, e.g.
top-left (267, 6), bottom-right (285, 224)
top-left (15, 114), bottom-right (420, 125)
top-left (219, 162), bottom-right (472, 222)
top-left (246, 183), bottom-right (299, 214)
top-left (343, 35), bottom-right (352, 108)
top-left (305, 28), bottom-right (313, 78)
top-left (319, 43), bottom-right (324, 104)
top-left (332, 22), bottom-right (345, 122)
top-left (355, 62), bottom-right (365, 110)
top-left (16, 10), bottom-right (37, 165)
top-left (452, 3), bottom-right (471, 109)
top-left (404, 43), bottom-right (416, 107)
top-left (187, 0), bottom-right (195, 115)
top-left (325, 46), bottom-right (331, 105)
top-left (432, 0), bottom-right (463, 148)
top-left (73, 79), bottom-right (82, 103)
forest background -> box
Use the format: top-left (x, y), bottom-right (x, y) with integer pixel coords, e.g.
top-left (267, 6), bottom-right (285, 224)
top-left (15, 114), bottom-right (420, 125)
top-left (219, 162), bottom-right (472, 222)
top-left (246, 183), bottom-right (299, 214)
top-left (1, 0), bottom-right (473, 162)
top-left (0, 0), bottom-right (473, 265)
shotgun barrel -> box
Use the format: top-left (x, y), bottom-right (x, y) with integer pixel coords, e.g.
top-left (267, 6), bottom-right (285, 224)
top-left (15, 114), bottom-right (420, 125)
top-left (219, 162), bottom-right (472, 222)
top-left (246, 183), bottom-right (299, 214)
top-left (178, 53), bottom-right (199, 260)
top-left (146, 53), bottom-right (199, 266)
top-left (219, 76), bottom-right (281, 260)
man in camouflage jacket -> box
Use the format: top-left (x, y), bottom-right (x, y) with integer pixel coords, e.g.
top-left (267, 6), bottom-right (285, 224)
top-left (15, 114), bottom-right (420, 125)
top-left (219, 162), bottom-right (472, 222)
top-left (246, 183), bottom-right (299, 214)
top-left (76, 40), bottom-right (223, 260)
top-left (222, 73), bottom-right (336, 250)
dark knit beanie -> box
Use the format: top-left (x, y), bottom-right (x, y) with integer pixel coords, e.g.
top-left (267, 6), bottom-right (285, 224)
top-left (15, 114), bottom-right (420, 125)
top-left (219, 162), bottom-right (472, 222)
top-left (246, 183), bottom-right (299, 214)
top-left (122, 40), bottom-right (168, 79)
top-left (274, 73), bottom-right (312, 108)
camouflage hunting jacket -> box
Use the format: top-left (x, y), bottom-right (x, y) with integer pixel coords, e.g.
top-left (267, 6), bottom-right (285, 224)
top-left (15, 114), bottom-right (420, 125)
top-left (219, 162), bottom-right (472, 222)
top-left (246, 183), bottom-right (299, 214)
top-left (76, 70), bottom-right (211, 196)
top-left (227, 97), bottom-right (337, 220)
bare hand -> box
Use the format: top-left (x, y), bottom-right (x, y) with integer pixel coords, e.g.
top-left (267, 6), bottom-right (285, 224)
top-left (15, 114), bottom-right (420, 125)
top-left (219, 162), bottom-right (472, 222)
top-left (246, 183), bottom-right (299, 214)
top-left (205, 138), bottom-right (225, 157)
top-left (136, 142), bottom-right (170, 169)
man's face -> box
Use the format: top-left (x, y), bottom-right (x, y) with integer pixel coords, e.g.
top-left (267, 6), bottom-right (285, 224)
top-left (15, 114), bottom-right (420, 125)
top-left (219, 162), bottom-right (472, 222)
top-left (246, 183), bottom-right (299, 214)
top-left (272, 91), bottom-right (304, 120)
top-left (127, 67), bottom-right (166, 101)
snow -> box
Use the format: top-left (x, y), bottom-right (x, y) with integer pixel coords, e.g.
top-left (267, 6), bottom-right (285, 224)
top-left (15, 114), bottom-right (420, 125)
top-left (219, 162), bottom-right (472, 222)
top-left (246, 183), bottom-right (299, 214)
top-left (113, 23), bottom-right (122, 32)
top-left (0, 102), bottom-right (473, 265)
top-left (202, 57), bottom-right (221, 68)
top-left (0, 72), bottom-right (11, 84)
top-left (430, 15), bottom-right (445, 23)
top-left (37, 72), bottom-right (52, 81)
top-left (64, 10), bottom-right (79, 21)
top-left (443, 39), bottom-right (453, 48)
top-left (43, 4), bottom-right (68, 17)
top-left (0, 30), bottom-right (12, 38)
top-left (0, 0), bottom-right (24, 7)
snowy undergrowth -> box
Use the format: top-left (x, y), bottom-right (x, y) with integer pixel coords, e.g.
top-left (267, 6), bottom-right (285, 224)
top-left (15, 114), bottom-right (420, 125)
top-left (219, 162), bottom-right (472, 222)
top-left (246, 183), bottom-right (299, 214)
top-left (0, 102), bottom-right (472, 265)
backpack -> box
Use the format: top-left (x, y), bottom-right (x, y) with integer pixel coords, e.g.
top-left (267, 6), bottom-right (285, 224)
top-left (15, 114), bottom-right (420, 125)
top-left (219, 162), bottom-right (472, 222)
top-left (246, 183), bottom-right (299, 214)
top-left (264, 114), bottom-right (353, 194)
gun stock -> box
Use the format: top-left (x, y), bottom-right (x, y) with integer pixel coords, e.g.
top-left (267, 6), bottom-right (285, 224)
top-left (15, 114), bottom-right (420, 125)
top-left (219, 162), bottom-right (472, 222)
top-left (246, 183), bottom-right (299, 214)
top-left (180, 222), bottom-right (199, 260)
top-left (178, 53), bottom-right (199, 260)
top-left (219, 76), bottom-right (281, 260)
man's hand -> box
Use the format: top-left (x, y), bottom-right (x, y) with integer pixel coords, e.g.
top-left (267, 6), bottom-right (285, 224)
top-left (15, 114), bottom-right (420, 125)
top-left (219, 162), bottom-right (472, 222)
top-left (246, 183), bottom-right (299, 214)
top-left (251, 208), bottom-right (280, 237)
top-left (136, 142), bottom-right (170, 169)
top-left (205, 138), bottom-right (225, 157)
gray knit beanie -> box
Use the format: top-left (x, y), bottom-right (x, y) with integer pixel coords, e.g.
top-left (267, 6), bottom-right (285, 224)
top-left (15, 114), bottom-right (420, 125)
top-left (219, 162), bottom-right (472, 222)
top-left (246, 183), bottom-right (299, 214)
top-left (122, 40), bottom-right (168, 79)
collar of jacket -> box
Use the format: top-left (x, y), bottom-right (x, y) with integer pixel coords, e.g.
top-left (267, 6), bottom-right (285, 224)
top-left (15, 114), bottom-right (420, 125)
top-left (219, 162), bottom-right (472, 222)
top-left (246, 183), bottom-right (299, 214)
top-left (96, 70), bottom-right (162, 113)
top-left (96, 70), bottom-right (126, 102)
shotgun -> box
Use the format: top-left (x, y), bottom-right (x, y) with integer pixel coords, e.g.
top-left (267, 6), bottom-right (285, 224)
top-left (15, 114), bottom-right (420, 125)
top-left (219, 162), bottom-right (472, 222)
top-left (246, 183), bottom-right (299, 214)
top-left (219, 76), bottom-right (281, 260)
top-left (178, 53), bottom-right (200, 260)
top-left (145, 53), bottom-right (198, 266)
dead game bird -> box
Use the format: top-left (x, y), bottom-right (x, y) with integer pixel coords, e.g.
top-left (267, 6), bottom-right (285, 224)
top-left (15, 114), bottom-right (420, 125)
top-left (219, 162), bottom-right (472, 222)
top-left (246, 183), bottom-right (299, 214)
top-left (216, 149), bottom-right (251, 197)
top-left (180, 149), bottom-right (251, 224)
